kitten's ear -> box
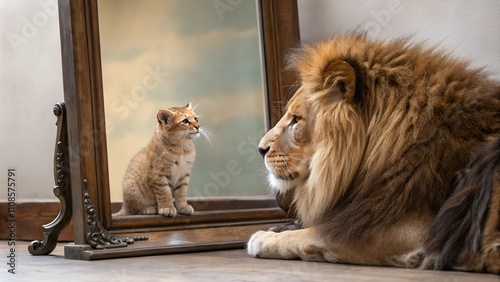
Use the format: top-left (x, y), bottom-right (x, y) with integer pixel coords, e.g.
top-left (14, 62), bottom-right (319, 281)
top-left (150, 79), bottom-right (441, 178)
top-left (157, 109), bottom-right (173, 124)
top-left (186, 102), bottom-right (192, 110)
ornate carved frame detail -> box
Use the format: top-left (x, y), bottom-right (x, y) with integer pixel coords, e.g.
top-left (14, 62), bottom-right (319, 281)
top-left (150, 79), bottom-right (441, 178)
top-left (83, 180), bottom-right (148, 249)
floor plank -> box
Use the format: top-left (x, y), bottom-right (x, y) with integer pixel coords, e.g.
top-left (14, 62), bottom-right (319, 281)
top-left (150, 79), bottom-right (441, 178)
top-left (2, 241), bottom-right (499, 281)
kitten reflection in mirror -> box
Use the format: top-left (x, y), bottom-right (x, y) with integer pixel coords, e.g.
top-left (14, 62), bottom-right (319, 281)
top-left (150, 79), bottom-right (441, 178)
top-left (114, 103), bottom-right (209, 217)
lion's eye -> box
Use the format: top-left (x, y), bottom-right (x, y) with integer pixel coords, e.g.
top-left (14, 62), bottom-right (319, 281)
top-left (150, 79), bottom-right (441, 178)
top-left (182, 119), bottom-right (189, 124)
top-left (291, 114), bottom-right (301, 125)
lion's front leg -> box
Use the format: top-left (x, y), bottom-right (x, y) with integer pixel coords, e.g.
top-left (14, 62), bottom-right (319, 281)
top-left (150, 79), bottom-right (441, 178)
top-left (247, 228), bottom-right (333, 262)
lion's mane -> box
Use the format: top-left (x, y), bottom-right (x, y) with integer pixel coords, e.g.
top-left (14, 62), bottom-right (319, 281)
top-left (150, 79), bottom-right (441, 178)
top-left (288, 34), bottom-right (500, 243)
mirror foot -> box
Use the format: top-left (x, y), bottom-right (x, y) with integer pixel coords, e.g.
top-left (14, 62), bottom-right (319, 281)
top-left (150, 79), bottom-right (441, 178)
top-left (29, 102), bottom-right (73, 255)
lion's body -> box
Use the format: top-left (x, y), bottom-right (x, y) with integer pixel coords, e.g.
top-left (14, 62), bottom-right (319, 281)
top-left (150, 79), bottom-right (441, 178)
top-left (248, 34), bottom-right (500, 273)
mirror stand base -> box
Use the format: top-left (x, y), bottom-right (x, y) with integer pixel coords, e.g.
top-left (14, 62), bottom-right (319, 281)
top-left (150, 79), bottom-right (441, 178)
top-left (64, 243), bottom-right (92, 260)
top-left (62, 222), bottom-right (281, 260)
top-left (83, 181), bottom-right (149, 249)
top-left (29, 103), bottom-right (73, 256)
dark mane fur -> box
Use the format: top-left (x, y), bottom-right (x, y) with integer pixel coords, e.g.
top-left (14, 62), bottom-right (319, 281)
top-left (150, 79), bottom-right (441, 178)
top-left (424, 136), bottom-right (500, 269)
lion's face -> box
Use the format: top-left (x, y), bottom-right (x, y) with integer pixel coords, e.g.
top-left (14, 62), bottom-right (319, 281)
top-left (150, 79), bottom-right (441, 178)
top-left (258, 87), bottom-right (313, 194)
top-left (259, 56), bottom-right (368, 225)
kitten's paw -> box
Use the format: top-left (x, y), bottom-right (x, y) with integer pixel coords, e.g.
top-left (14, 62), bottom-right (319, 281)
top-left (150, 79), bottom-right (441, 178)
top-left (177, 204), bottom-right (194, 215)
top-left (141, 207), bottom-right (157, 215)
top-left (158, 207), bottom-right (177, 217)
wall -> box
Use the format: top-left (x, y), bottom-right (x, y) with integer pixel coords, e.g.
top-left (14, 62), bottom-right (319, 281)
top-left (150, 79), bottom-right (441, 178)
top-left (0, 0), bottom-right (63, 202)
top-left (0, 0), bottom-right (499, 203)
top-left (297, 0), bottom-right (500, 80)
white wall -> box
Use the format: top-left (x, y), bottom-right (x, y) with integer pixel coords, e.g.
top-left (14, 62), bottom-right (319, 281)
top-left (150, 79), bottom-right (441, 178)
top-left (0, 0), bottom-right (63, 202)
top-left (1, 0), bottom-right (499, 202)
top-left (297, 0), bottom-right (500, 80)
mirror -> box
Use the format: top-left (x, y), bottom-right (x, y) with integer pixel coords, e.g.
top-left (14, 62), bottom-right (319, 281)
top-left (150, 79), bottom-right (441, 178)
top-left (35, 0), bottom-right (299, 260)
top-left (98, 0), bottom-right (270, 203)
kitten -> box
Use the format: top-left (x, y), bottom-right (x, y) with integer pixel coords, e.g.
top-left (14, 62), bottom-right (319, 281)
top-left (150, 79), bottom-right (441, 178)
top-left (114, 103), bottom-right (200, 217)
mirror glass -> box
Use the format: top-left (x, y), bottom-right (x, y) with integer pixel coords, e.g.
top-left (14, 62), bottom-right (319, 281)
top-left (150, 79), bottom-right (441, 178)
top-left (97, 0), bottom-right (269, 204)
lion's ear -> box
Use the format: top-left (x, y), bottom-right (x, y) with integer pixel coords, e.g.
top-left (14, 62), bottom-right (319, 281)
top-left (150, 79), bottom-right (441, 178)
top-left (323, 61), bottom-right (357, 102)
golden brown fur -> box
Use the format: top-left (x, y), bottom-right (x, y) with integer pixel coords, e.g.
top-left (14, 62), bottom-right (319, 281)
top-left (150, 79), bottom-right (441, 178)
top-left (248, 34), bottom-right (500, 273)
top-left (114, 103), bottom-right (200, 217)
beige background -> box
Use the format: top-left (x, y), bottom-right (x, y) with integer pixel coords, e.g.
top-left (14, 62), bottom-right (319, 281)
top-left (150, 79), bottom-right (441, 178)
top-left (1, 0), bottom-right (499, 202)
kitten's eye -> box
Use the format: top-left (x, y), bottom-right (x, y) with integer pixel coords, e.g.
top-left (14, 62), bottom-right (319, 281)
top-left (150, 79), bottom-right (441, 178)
top-left (182, 119), bottom-right (189, 124)
top-left (291, 114), bottom-right (301, 125)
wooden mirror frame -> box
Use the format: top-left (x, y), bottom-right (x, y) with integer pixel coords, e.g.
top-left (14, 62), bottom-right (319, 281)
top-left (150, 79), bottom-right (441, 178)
top-left (28, 0), bottom-right (299, 260)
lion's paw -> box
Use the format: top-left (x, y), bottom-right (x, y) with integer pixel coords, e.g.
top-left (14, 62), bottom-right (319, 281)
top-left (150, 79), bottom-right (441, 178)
top-left (389, 249), bottom-right (425, 268)
top-left (247, 230), bottom-right (269, 257)
top-left (248, 230), bottom-right (303, 260)
top-left (248, 229), bottom-right (321, 261)
top-left (268, 220), bottom-right (301, 232)
top-left (247, 230), bottom-right (286, 259)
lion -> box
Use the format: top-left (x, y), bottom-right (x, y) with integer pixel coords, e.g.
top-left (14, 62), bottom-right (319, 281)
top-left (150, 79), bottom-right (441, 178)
top-left (247, 34), bottom-right (500, 274)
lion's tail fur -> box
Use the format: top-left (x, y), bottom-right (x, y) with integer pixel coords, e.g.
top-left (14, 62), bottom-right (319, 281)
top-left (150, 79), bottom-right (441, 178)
top-left (422, 135), bottom-right (500, 273)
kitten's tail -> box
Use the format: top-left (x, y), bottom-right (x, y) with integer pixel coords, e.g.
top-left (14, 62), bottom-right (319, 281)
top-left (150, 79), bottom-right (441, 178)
top-left (112, 205), bottom-right (128, 217)
top-left (112, 210), bottom-right (125, 217)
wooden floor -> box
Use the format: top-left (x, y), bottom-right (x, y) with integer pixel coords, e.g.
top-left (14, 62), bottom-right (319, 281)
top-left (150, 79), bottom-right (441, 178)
top-left (2, 241), bottom-right (499, 281)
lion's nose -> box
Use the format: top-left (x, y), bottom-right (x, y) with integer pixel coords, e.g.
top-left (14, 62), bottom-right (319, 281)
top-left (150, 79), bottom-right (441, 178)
top-left (258, 146), bottom-right (270, 158)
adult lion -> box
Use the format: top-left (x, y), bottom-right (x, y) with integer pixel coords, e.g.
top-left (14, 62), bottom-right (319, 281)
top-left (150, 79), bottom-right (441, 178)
top-left (247, 34), bottom-right (500, 274)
